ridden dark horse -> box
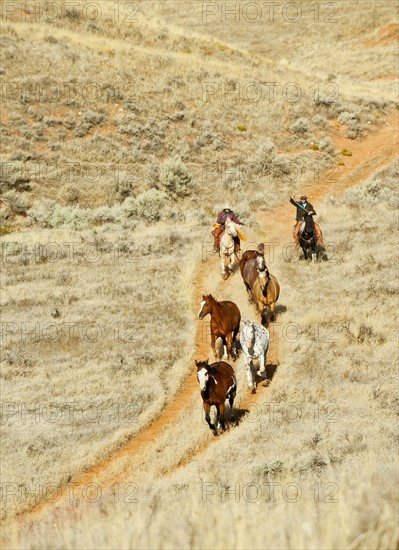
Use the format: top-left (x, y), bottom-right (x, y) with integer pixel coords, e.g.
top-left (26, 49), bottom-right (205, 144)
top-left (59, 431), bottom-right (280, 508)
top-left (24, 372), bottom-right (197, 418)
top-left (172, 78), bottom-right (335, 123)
top-left (240, 254), bottom-right (280, 326)
top-left (198, 294), bottom-right (241, 361)
top-left (195, 359), bottom-right (237, 435)
top-left (299, 213), bottom-right (318, 261)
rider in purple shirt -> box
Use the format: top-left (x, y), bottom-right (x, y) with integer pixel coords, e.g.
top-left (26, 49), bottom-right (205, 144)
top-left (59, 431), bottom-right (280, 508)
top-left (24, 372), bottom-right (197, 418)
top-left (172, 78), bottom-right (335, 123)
top-left (212, 205), bottom-right (244, 253)
top-left (216, 208), bottom-right (242, 226)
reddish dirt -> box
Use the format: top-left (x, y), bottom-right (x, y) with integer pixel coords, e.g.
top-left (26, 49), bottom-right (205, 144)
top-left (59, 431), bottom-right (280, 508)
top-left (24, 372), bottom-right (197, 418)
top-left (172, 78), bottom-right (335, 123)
top-left (362, 23), bottom-right (399, 47)
top-left (7, 110), bottom-right (399, 534)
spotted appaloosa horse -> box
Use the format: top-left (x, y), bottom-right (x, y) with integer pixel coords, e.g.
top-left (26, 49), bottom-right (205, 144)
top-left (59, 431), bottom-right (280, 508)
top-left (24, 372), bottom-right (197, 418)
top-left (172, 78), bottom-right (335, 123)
top-left (195, 359), bottom-right (237, 434)
top-left (220, 220), bottom-right (239, 279)
top-left (198, 294), bottom-right (241, 361)
top-left (240, 321), bottom-right (270, 393)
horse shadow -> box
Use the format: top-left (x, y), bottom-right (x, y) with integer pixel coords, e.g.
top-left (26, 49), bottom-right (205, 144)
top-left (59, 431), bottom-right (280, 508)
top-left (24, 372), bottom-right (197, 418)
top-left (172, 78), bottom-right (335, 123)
top-left (256, 361), bottom-right (278, 390)
top-left (275, 304), bottom-right (287, 316)
top-left (298, 245), bottom-right (328, 262)
top-left (227, 405), bottom-right (249, 428)
top-left (224, 258), bottom-right (241, 278)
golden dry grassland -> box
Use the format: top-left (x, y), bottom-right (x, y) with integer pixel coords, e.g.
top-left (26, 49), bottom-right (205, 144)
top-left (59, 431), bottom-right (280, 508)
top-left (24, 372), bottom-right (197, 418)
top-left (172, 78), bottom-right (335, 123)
top-left (0, 1), bottom-right (398, 548)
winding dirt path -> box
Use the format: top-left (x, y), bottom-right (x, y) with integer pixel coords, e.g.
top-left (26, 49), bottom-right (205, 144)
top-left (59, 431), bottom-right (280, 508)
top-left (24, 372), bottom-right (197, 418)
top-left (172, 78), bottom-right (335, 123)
top-left (8, 111), bottom-right (398, 533)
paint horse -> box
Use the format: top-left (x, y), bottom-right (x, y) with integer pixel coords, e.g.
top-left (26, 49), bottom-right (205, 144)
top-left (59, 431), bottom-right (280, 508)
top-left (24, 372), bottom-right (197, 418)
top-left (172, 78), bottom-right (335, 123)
top-left (198, 294), bottom-right (241, 361)
top-left (241, 256), bottom-right (280, 326)
top-left (195, 359), bottom-right (237, 435)
top-left (239, 243), bottom-right (267, 288)
top-left (220, 219), bottom-right (240, 279)
top-left (240, 321), bottom-right (270, 393)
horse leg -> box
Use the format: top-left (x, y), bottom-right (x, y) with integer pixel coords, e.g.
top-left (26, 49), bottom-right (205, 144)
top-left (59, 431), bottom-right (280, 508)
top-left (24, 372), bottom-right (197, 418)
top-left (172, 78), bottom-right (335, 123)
top-left (211, 332), bottom-right (219, 360)
top-left (270, 301), bottom-right (276, 322)
top-left (246, 358), bottom-right (256, 392)
top-left (220, 336), bottom-right (228, 359)
top-left (220, 255), bottom-right (227, 279)
top-left (232, 326), bottom-right (240, 359)
top-left (245, 284), bottom-right (254, 304)
top-left (260, 304), bottom-right (269, 326)
top-left (216, 403), bottom-right (226, 431)
top-left (312, 241), bottom-right (318, 262)
top-left (229, 388), bottom-right (236, 421)
top-left (203, 403), bottom-right (216, 434)
top-left (257, 352), bottom-right (266, 377)
top-left (226, 332), bottom-right (235, 361)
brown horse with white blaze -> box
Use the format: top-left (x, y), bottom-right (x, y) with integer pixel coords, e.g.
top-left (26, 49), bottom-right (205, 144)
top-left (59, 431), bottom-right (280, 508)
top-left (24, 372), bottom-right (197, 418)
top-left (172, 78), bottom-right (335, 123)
top-left (195, 359), bottom-right (237, 434)
top-left (198, 294), bottom-right (241, 361)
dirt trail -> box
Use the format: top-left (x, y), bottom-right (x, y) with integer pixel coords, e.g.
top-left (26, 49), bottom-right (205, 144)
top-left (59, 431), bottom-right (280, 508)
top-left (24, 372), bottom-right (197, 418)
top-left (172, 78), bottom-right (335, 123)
top-left (9, 112), bottom-right (398, 531)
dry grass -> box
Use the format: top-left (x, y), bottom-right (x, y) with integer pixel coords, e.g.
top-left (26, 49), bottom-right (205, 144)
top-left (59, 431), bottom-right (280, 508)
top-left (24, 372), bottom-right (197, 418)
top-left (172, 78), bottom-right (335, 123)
top-left (0, 222), bottom-right (204, 520)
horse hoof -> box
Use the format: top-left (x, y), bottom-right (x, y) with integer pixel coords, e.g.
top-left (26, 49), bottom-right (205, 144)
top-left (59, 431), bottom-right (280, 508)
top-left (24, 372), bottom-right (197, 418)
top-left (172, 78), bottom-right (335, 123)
top-left (251, 388), bottom-right (256, 394)
top-left (257, 369), bottom-right (265, 377)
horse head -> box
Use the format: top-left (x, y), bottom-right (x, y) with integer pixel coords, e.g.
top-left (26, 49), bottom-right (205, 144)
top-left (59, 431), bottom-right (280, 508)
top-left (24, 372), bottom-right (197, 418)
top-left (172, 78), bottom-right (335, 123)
top-left (304, 213), bottom-right (315, 234)
top-left (256, 254), bottom-right (269, 292)
top-left (225, 220), bottom-right (238, 237)
top-left (198, 294), bottom-right (213, 319)
top-left (242, 321), bottom-right (255, 349)
top-left (195, 359), bottom-right (210, 391)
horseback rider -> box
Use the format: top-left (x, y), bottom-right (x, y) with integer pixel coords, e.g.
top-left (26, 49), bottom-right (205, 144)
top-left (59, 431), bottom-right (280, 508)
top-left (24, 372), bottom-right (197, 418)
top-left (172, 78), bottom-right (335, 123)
top-left (212, 204), bottom-right (244, 253)
top-left (290, 195), bottom-right (324, 246)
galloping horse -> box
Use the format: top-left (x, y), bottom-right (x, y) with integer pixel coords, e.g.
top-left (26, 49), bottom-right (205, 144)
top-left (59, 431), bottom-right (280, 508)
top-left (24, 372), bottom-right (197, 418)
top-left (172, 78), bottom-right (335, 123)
top-left (240, 243), bottom-right (266, 282)
top-left (220, 219), bottom-right (239, 279)
top-left (240, 243), bottom-right (267, 303)
top-left (195, 359), bottom-right (237, 434)
top-left (240, 321), bottom-right (270, 393)
top-left (198, 294), bottom-right (241, 360)
top-left (299, 213), bottom-right (319, 262)
top-left (241, 258), bottom-right (280, 326)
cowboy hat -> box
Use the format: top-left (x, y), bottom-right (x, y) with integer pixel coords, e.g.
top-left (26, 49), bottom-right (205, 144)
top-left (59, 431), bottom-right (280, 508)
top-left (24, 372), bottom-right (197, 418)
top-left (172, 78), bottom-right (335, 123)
top-left (300, 195), bottom-right (307, 200)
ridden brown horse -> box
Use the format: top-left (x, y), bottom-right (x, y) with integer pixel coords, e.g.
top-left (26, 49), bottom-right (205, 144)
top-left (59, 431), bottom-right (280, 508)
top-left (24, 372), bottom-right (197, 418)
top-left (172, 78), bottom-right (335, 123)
top-left (241, 257), bottom-right (280, 326)
top-left (198, 294), bottom-right (241, 361)
top-left (195, 359), bottom-right (237, 435)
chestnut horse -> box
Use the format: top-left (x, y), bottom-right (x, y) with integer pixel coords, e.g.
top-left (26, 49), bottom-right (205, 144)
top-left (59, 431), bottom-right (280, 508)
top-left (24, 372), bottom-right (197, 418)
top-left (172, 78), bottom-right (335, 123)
top-left (198, 294), bottom-right (241, 361)
top-left (241, 257), bottom-right (280, 326)
top-left (195, 359), bottom-right (237, 435)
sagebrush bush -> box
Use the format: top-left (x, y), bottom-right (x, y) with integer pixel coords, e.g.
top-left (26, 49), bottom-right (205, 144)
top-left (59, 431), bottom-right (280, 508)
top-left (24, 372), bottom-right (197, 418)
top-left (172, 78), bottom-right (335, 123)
top-left (312, 114), bottom-right (328, 128)
top-left (256, 138), bottom-right (276, 172)
top-left (133, 188), bottom-right (170, 221)
top-left (160, 157), bottom-right (193, 199)
top-left (337, 111), bottom-right (363, 139)
top-left (196, 122), bottom-right (225, 150)
top-left (2, 190), bottom-right (29, 215)
top-left (291, 117), bottom-right (311, 135)
top-left (319, 136), bottom-right (336, 155)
